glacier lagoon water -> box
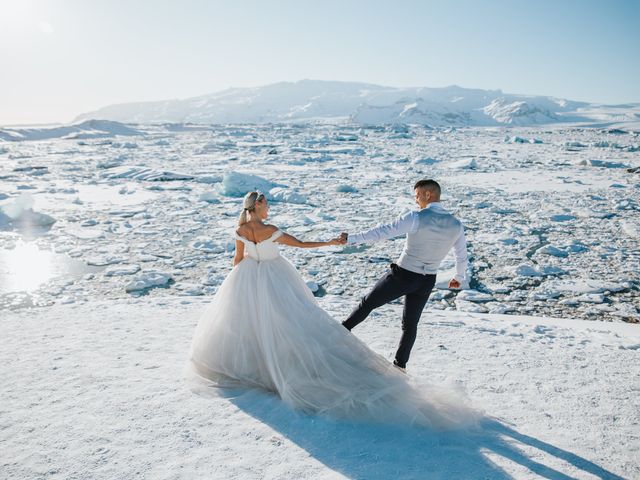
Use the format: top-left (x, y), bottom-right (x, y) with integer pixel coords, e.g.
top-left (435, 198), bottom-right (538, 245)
top-left (0, 123), bottom-right (638, 321)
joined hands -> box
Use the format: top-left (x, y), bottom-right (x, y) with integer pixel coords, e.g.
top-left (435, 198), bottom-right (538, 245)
top-left (329, 232), bottom-right (349, 246)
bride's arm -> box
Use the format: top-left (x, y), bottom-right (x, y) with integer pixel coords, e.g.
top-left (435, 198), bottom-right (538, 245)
top-left (275, 232), bottom-right (343, 249)
top-left (233, 239), bottom-right (245, 266)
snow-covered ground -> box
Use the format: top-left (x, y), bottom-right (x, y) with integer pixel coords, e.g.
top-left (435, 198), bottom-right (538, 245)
top-left (2, 296), bottom-right (638, 479)
top-left (1, 123), bottom-right (638, 322)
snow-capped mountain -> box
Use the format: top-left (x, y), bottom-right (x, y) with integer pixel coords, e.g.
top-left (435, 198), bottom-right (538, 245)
top-left (74, 80), bottom-right (639, 127)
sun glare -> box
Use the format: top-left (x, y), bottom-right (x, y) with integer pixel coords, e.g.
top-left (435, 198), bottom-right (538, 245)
top-left (1, 2), bottom-right (35, 24)
top-left (0, 241), bottom-right (54, 293)
top-left (0, 1), bottom-right (54, 37)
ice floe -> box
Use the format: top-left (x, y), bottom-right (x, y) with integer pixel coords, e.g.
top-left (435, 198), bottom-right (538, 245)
top-left (101, 165), bottom-right (194, 181)
top-left (220, 171), bottom-right (282, 197)
top-left (508, 264), bottom-right (566, 278)
top-left (124, 271), bottom-right (173, 293)
top-left (104, 264), bottom-right (141, 276)
top-left (0, 120), bottom-right (141, 142)
top-left (542, 279), bottom-right (629, 295)
top-left (455, 289), bottom-right (494, 302)
top-left (268, 187), bottom-right (308, 205)
top-left (198, 192), bottom-right (221, 204)
top-left (448, 157), bottom-right (478, 170)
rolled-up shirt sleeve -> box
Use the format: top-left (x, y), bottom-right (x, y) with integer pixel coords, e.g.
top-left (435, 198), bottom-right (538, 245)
top-left (348, 211), bottom-right (418, 245)
top-left (452, 226), bottom-right (468, 282)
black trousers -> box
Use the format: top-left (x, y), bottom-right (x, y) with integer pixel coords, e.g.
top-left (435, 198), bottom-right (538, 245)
top-left (342, 263), bottom-right (436, 368)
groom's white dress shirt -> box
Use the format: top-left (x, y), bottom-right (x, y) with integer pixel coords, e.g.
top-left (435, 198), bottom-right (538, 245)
top-left (347, 202), bottom-right (468, 281)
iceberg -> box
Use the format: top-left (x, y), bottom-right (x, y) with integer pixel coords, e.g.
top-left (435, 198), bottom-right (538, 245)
top-left (0, 195), bottom-right (56, 230)
top-left (220, 171), bottom-right (283, 197)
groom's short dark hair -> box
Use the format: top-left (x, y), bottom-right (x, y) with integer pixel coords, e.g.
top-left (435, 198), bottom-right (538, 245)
top-left (414, 179), bottom-right (441, 195)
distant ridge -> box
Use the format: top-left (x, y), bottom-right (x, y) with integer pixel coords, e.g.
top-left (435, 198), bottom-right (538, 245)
top-left (0, 119), bottom-right (141, 141)
top-left (74, 80), bottom-right (640, 127)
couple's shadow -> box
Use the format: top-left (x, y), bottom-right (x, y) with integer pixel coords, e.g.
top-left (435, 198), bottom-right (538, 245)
top-left (205, 387), bottom-right (623, 480)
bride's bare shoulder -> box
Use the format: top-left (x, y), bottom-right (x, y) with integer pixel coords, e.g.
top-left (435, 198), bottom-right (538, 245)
top-left (236, 223), bottom-right (279, 240)
top-left (235, 224), bottom-right (248, 237)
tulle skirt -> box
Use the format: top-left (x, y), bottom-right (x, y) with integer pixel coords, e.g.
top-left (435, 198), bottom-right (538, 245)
top-left (188, 255), bottom-right (478, 429)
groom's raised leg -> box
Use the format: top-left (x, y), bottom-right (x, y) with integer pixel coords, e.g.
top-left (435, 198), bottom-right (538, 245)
top-left (342, 267), bottom-right (409, 330)
top-left (394, 274), bottom-right (436, 368)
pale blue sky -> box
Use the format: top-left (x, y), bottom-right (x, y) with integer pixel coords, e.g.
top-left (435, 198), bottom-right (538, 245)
top-left (1, 0), bottom-right (638, 124)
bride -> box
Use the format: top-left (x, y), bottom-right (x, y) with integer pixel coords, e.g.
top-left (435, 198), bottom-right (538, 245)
top-left (188, 191), bottom-right (477, 428)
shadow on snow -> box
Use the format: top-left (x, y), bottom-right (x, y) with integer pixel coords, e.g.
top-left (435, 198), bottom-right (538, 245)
top-left (196, 387), bottom-right (623, 480)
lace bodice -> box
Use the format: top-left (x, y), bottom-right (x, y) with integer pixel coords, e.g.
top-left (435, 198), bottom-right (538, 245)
top-left (235, 229), bottom-right (283, 261)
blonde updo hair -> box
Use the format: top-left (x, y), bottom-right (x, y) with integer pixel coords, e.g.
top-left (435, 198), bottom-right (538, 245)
top-left (238, 191), bottom-right (265, 226)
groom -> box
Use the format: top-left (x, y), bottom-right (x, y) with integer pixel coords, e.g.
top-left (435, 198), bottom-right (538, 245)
top-left (341, 179), bottom-right (468, 372)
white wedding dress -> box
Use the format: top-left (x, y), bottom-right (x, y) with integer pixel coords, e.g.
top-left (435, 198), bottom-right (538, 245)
top-left (188, 229), bottom-right (477, 429)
